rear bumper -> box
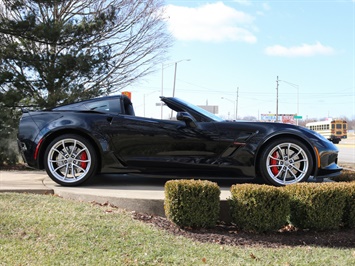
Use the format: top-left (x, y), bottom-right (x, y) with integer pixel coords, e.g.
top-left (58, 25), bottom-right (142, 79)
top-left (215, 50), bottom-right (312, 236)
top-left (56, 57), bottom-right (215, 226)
top-left (17, 138), bottom-right (38, 168)
top-left (17, 138), bottom-right (28, 165)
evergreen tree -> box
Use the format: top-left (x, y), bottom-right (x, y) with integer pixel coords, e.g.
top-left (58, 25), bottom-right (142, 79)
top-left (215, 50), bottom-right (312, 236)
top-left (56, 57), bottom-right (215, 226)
top-left (0, 0), bottom-right (171, 108)
top-left (0, 95), bottom-right (21, 166)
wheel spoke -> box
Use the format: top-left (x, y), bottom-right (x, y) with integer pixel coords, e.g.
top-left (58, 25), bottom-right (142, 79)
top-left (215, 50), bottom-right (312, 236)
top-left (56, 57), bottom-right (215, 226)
top-left (282, 169), bottom-right (289, 183)
top-left (64, 164), bottom-right (70, 179)
top-left (268, 153), bottom-right (281, 162)
top-left (273, 166), bottom-right (285, 179)
top-left (289, 149), bottom-right (301, 160)
top-left (70, 140), bottom-right (78, 156)
top-left (73, 163), bottom-right (86, 172)
top-left (287, 168), bottom-right (298, 180)
top-left (53, 163), bottom-right (66, 172)
top-left (294, 158), bottom-right (307, 163)
top-left (71, 164), bottom-right (76, 179)
top-left (276, 145), bottom-right (283, 156)
top-left (286, 143), bottom-right (291, 158)
top-left (291, 164), bottom-right (306, 175)
top-left (75, 147), bottom-right (87, 158)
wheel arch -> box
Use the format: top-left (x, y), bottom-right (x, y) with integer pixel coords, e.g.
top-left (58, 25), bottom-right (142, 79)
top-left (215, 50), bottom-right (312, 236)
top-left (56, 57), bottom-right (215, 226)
top-left (37, 129), bottom-right (103, 170)
top-left (255, 133), bottom-right (317, 177)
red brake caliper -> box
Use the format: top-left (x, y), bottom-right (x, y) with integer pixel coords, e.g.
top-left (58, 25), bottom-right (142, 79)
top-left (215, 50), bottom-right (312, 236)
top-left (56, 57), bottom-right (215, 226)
top-left (270, 151), bottom-right (279, 175)
top-left (80, 152), bottom-right (87, 169)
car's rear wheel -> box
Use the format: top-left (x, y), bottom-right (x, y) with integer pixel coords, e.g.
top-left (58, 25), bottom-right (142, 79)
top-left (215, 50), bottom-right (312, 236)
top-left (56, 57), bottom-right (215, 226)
top-left (44, 134), bottom-right (98, 186)
top-left (259, 138), bottom-right (313, 186)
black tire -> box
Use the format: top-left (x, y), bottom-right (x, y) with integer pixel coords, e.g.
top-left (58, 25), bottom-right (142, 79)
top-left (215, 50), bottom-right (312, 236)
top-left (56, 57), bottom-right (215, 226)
top-left (259, 138), bottom-right (313, 186)
top-left (44, 134), bottom-right (98, 186)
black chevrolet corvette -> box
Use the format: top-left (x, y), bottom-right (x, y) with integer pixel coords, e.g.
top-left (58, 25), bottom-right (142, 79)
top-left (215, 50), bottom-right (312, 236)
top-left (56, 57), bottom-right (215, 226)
top-left (17, 95), bottom-right (342, 186)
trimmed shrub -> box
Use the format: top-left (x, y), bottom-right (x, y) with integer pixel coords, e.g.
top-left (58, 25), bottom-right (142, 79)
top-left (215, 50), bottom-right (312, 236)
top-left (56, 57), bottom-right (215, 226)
top-left (229, 184), bottom-right (290, 232)
top-left (284, 183), bottom-right (347, 230)
top-left (333, 182), bottom-right (355, 228)
top-left (164, 179), bottom-right (220, 228)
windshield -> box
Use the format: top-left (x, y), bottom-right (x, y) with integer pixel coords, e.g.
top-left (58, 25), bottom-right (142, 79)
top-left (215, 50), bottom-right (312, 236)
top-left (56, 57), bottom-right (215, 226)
top-left (173, 98), bottom-right (224, 122)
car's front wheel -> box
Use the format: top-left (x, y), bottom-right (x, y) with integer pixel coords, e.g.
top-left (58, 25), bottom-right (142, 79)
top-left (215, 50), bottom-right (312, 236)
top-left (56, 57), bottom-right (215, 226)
top-left (44, 134), bottom-right (98, 186)
top-left (259, 138), bottom-right (313, 186)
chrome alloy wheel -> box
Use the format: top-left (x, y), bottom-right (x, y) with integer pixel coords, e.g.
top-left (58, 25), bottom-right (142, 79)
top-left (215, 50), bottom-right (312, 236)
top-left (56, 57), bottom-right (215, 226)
top-left (266, 142), bottom-right (310, 185)
top-left (47, 138), bottom-right (92, 184)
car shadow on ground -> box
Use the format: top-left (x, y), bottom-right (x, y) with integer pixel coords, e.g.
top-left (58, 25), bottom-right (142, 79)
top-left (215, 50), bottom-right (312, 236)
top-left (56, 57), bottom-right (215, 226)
top-left (85, 173), bottom-right (258, 190)
top-left (85, 172), bottom-right (329, 188)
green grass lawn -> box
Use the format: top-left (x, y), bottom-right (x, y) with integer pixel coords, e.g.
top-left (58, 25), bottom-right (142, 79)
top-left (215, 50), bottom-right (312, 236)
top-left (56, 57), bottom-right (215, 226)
top-left (0, 193), bottom-right (354, 266)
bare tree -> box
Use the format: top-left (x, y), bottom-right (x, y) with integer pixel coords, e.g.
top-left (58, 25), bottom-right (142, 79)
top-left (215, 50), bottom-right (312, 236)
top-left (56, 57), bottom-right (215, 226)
top-left (0, 0), bottom-right (172, 108)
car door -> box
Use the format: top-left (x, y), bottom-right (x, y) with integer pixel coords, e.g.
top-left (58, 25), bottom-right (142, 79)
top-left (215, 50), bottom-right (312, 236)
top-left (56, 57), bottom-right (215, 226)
top-left (107, 115), bottom-right (229, 172)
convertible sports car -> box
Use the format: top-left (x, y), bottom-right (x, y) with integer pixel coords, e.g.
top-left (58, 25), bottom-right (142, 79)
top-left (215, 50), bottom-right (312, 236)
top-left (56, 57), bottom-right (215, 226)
top-left (17, 95), bottom-right (342, 186)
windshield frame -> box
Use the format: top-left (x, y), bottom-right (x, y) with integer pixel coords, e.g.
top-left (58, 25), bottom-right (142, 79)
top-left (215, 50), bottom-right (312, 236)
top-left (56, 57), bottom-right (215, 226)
top-left (162, 97), bottom-right (225, 122)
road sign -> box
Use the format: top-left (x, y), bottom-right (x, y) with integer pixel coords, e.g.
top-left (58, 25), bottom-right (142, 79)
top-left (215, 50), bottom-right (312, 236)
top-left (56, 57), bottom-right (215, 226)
top-left (294, 115), bottom-right (302, 119)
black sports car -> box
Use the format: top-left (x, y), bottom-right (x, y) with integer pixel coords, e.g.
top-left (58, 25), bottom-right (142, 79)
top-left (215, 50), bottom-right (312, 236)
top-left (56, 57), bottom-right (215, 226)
top-left (17, 95), bottom-right (342, 186)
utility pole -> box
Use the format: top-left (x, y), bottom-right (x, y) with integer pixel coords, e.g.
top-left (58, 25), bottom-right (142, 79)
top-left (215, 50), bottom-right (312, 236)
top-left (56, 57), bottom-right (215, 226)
top-left (161, 63), bottom-right (164, 119)
top-left (276, 76), bottom-right (279, 122)
top-left (236, 87), bottom-right (239, 120)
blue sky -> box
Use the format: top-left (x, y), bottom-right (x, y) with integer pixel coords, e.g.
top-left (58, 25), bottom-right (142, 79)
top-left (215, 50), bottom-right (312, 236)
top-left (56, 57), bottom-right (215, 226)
top-left (127, 0), bottom-right (355, 121)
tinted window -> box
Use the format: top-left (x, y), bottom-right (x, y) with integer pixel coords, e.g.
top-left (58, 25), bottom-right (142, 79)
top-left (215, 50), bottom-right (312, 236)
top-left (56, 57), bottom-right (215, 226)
top-left (84, 101), bottom-right (110, 112)
top-left (53, 98), bottom-right (122, 114)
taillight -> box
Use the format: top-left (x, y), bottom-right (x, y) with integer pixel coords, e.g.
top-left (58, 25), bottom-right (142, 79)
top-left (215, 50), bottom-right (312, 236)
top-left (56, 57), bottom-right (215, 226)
top-left (34, 138), bottom-right (44, 160)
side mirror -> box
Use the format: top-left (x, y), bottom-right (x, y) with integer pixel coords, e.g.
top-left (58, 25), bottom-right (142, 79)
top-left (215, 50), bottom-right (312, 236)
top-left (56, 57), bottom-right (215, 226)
top-left (176, 112), bottom-right (197, 128)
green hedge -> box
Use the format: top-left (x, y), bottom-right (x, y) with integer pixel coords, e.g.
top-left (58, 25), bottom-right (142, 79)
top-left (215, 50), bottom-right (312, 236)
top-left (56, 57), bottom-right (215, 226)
top-left (229, 184), bottom-right (290, 232)
top-left (284, 183), bottom-right (347, 230)
top-left (164, 180), bottom-right (354, 231)
top-left (164, 179), bottom-right (220, 228)
top-left (332, 182), bottom-right (355, 228)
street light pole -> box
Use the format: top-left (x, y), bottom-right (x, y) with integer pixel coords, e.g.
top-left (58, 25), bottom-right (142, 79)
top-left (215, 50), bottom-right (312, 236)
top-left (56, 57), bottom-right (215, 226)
top-left (170, 59), bottom-right (191, 119)
top-left (172, 62), bottom-right (178, 97)
top-left (161, 60), bottom-right (189, 119)
top-left (172, 59), bottom-right (191, 98)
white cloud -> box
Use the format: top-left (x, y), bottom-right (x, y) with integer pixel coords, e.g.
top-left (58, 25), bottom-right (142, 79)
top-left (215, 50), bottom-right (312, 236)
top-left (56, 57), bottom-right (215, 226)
top-left (165, 2), bottom-right (257, 43)
top-left (264, 42), bottom-right (335, 57)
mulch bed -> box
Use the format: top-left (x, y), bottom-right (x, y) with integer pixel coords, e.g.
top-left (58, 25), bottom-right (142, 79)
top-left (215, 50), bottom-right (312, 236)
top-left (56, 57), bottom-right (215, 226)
top-left (132, 212), bottom-right (355, 248)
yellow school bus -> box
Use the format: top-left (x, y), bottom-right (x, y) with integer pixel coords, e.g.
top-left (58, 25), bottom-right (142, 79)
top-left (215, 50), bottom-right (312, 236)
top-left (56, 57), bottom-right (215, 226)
top-left (306, 119), bottom-right (347, 144)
